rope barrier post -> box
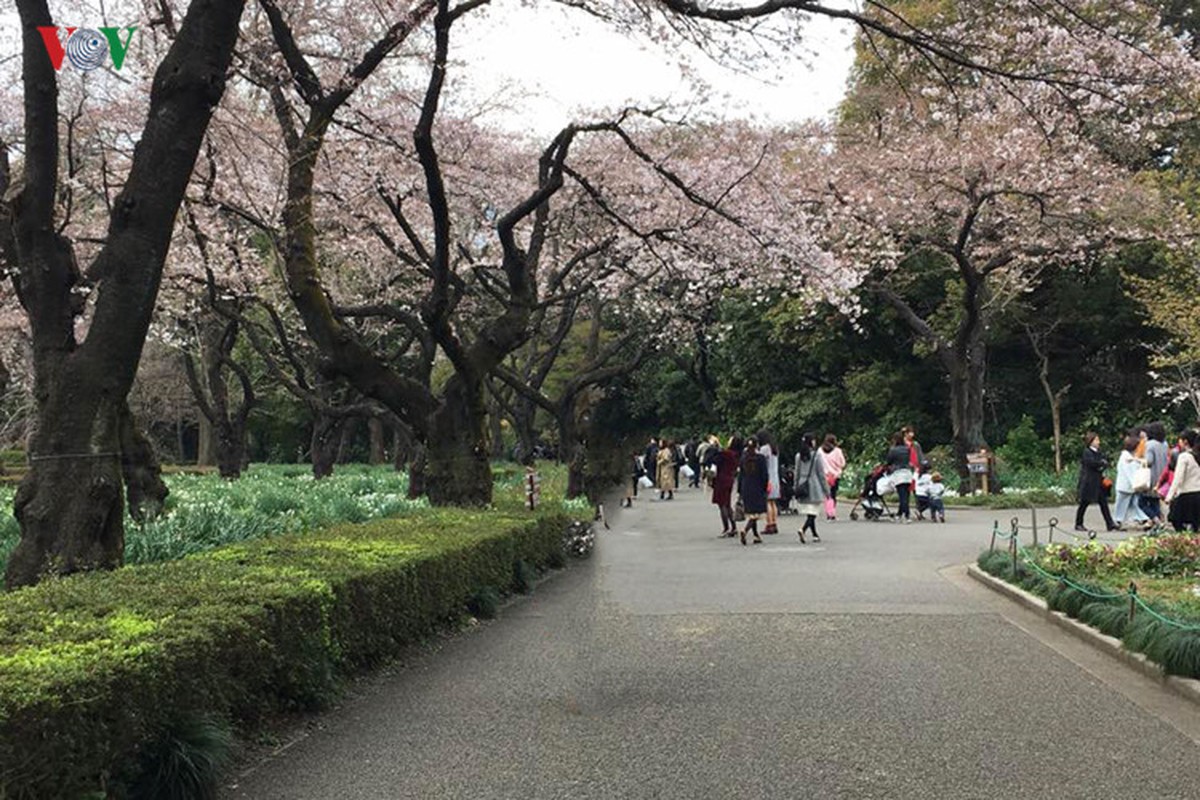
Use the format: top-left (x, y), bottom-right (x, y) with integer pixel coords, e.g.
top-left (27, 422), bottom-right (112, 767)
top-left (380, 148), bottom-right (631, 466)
top-left (990, 520), bottom-right (998, 553)
top-left (1030, 505), bottom-right (1038, 548)
top-left (1048, 517), bottom-right (1058, 545)
top-left (1129, 581), bottom-right (1138, 626)
top-left (1011, 531), bottom-right (1018, 575)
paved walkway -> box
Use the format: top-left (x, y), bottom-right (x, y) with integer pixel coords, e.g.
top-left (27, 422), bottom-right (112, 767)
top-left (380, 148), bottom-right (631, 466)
top-left (225, 488), bottom-right (1200, 799)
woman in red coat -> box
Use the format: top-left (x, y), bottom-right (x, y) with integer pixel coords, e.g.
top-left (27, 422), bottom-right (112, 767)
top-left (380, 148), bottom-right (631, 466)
top-left (711, 436), bottom-right (743, 537)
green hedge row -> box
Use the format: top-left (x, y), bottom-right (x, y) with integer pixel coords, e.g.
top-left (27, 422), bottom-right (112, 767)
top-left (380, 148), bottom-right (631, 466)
top-left (977, 549), bottom-right (1200, 679)
top-left (0, 509), bottom-right (572, 798)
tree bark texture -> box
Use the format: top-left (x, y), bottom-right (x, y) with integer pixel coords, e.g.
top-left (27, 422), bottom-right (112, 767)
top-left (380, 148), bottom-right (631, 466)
top-left (424, 375), bottom-right (492, 507)
top-left (310, 413), bottom-right (343, 480)
top-left (119, 403), bottom-right (168, 523)
top-left (368, 416), bottom-right (386, 465)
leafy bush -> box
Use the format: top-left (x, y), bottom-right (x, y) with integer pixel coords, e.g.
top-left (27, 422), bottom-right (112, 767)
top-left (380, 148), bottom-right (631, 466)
top-left (0, 510), bottom-right (573, 798)
top-left (996, 415), bottom-right (1052, 473)
top-left (125, 715), bottom-right (234, 800)
top-left (468, 586), bottom-right (501, 619)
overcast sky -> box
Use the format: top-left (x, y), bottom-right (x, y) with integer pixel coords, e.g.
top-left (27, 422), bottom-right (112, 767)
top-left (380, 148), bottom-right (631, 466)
top-left (0, 4), bottom-right (856, 134)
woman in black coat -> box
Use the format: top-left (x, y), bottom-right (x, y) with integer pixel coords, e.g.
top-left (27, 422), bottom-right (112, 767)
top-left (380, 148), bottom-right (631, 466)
top-left (1075, 431), bottom-right (1116, 532)
top-left (737, 438), bottom-right (769, 546)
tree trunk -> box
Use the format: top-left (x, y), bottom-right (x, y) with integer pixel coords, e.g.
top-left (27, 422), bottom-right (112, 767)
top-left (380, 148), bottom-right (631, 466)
top-left (215, 421), bottom-right (246, 479)
top-left (311, 413), bottom-right (342, 479)
top-left (512, 398), bottom-right (537, 465)
top-left (336, 416), bottom-right (358, 464)
top-left (197, 415), bottom-right (217, 466)
top-left (948, 342), bottom-right (993, 488)
top-left (407, 441), bottom-right (427, 499)
top-left (6, 393), bottom-right (125, 589)
top-left (425, 375), bottom-right (492, 507)
top-left (119, 403), bottom-right (169, 522)
top-left (488, 404), bottom-right (505, 460)
top-left (391, 422), bottom-right (410, 473)
top-left (557, 407), bottom-right (586, 500)
top-left (368, 416), bottom-right (386, 465)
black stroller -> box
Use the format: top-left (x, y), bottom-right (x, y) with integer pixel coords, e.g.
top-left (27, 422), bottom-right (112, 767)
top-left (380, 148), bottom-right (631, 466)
top-left (848, 464), bottom-right (895, 521)
top-left (777, 465), bottom-right (799, 515)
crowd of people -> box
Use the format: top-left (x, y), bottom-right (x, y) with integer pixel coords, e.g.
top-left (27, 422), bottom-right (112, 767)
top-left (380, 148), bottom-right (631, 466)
top-left (1076, 424), bottom-right (1200, 534)
top-left (621, 426), bottom-right (938, 545)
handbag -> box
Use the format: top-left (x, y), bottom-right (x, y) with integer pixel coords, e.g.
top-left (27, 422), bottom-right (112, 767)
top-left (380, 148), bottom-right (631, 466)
top-left (734, 498), bottom-right (745, 521)
top-left (638, 475), bottom-right (653, 489)
top-left (1131, 464), bottom-right (1152, 493)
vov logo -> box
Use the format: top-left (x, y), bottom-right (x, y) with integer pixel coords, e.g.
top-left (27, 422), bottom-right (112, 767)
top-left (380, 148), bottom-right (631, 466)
top-left (36, 26), bottom-right (137, 71)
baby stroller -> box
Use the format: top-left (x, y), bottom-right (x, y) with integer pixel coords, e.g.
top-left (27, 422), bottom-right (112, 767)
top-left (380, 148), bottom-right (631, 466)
top-left (848, 464), bottom-right (895, 521)
top-left (777, 466), bottom-right (799, 515)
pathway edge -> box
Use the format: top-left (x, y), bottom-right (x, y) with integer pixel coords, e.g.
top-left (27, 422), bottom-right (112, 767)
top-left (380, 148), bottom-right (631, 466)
top-left (966, 564), bottom-right (1200, 710)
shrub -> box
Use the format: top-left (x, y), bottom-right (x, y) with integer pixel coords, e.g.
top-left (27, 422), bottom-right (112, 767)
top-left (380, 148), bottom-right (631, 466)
top-left (468, 586), bottom-right (501, 619)
top-left (996, 415), bottom-right (1052, 473)
top-left (0, 510), bottom-right (573, 798)
top-left (513, 559), bottom-right (536, 594)
top-left (125, 714), bottom-right (234, 800)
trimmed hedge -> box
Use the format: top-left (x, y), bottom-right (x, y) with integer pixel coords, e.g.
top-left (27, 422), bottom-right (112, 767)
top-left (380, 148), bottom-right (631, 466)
top-left (0, 509), bottom-right (571, 798)
top-left (977, 549), bottom-right (1200, 679)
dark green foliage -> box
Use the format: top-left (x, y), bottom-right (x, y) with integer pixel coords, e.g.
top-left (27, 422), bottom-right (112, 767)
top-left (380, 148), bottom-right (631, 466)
top-left (513, 559), bottom-right (535, 594)
top-left (0, 511), bottom-right (573, 798)
top-left (980, 547), bottom-right (1200, 679)
top-left (468, 586), bottom-right (501, 619)
top-left (996, 415), bottom-right (1053, 472)
top-left (126, 715), bottom-right (233, 800)
top-left (1077, 602), bottom-right (1129, 639)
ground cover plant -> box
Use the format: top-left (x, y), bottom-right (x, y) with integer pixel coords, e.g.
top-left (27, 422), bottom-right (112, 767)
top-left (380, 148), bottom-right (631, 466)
top-left (0, 462), bottom-right (581, 576)
top-left (978, 533), bottom-right (1200, 678)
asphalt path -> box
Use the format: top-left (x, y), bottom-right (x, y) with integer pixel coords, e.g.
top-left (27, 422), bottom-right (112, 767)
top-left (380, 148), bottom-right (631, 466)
top-left (225, 488), bottom-right (1200, 799)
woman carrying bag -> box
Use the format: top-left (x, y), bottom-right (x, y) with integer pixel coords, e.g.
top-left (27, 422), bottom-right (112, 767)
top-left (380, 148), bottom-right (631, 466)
top-left (794, 432), bottom-right (831, 543)
top-left (1075, 432), bottom-right (1117, 533)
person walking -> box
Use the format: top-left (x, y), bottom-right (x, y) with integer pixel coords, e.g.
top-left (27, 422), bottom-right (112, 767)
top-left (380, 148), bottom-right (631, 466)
top-left (885, 433), bottom-right (915, 522)
top-left (1167, 431), bottom-right (1200, 532)
top-left (1075, 432), bottom-right (1117, 532)
top-left (656, 439), bottom-right (677, 500)
top-left (685, 438), bottom-right (702, 488)
top-left (1114, 434), bottom-right (1150, 529)
top-left (794, 432), bottom-right (830, 543)
top-left (644, 436), bottom-right (659, 491)
top-left (712, 436), bottom-right (742, 537)
top-left (1141, 422), bottom-right (1169, 525)
top-left (623, 449), bottom-right (643, 508)
top-left (756, 430), bottom-right (781, 534)
top-left (738, 438), bottom-right (769, 545)
top-left (818, 433), bottom-right (846, 521)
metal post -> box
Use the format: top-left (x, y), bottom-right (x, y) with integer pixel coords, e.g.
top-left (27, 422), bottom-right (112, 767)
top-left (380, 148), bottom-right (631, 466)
top-left (990, 521), bottom-right (998, 552)
top-left (1129, 582), bottom-right (1138, 625)
top-left (1031, 505), bottom-right (1039, 548)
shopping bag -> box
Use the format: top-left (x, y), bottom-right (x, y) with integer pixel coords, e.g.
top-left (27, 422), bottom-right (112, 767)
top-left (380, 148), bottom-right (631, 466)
top-left (825, 496), bottom-right (837, 518)
top-left (1131, 464), bottom-right (1152, 493)
top-left (680, 464), bottom-right (695, 479)
top-left (638, 475), bottom-right (654, 489)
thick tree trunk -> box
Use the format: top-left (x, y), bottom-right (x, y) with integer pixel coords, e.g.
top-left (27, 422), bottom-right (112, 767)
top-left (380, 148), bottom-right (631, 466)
top-left (311, 413), bottom-right (342, 480)
top-left (215, 422), bottom-right (246, 480)
top-left (557, 408), bottom-right (586, 500)
top-left (119, 403), bottom-right (168, 522)
top-left (425, 375), bottom-right (492, 506)
top-left (391, 422), bottom-right (410, 473)
top-left (488, 404), bottom-right (505, 460)
top-left (948, 342), bottom-right (993, 489)
top-left (197, 415), bottom-right (217, 466)
top-left (336, 416), bottom-right (358, 464)
top-left (368, 416), bottom-right (386, 465)
top-left (407, 441), bottom-right (427, 499)
top-left (512, 400), bottom-right (537, 464)
top-left (6, 394), bottom-right (125, 589)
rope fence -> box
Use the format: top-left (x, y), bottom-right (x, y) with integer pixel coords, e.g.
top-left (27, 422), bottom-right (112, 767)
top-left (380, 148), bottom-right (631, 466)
top-left (987, 512), bottom-right (1200, 633)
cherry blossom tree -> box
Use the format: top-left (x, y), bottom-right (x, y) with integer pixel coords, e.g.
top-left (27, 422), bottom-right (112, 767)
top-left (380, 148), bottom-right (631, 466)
top-left (796, 80), bottom-right (1191, 477)
top-left (2, 0), bottom-right (246, 587)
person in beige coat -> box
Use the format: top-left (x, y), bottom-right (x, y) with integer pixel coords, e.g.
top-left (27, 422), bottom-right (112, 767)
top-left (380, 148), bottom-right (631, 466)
top-left (657, 439), bottom-right (677, 500)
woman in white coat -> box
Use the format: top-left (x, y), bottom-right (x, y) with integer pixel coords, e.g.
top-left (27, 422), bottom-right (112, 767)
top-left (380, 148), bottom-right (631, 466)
top-left (1114, 434), bottom-right (1150, 528)
top-left (757, 429), bottom-right (781, 535)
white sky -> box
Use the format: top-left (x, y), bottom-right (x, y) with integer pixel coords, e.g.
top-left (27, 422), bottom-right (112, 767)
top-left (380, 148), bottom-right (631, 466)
top-left (0, 4), bottom-right (857, 133)
top-left (451, 1), bottom-right (856, 135)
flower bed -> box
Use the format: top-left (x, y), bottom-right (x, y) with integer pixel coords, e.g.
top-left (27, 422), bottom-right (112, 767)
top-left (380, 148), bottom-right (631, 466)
top-left (0, 462), bottom-right (579, 574)
top-left (0, 508), bottom-right (574, 798)
top-left (978, 534), bottom-right (1200, 679)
